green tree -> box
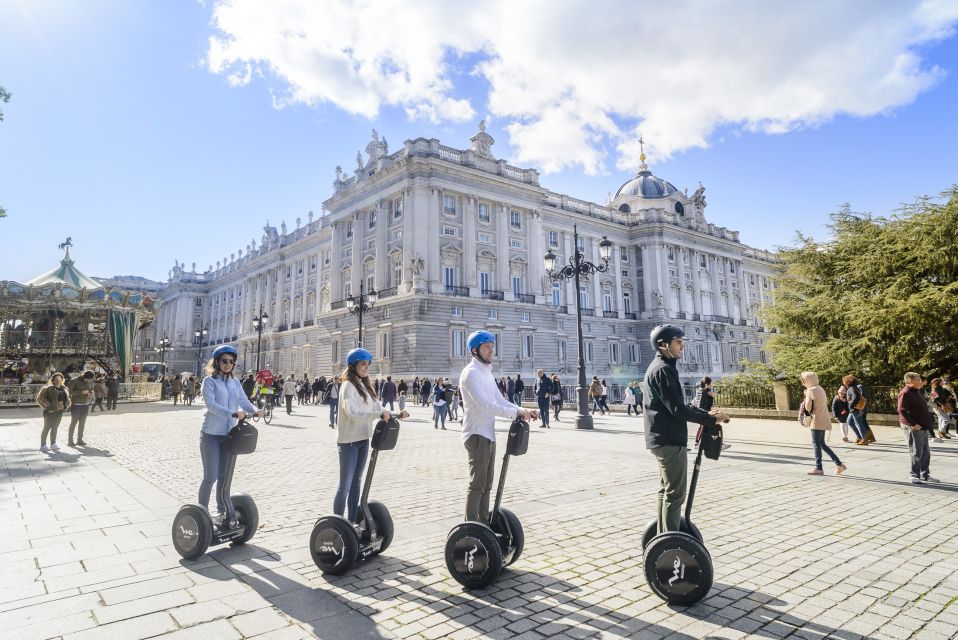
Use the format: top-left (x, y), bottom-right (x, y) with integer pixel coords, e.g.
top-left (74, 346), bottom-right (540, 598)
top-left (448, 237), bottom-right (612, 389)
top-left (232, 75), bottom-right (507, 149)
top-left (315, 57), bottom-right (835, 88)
top-left (762, 188), bottom-right (958, 385)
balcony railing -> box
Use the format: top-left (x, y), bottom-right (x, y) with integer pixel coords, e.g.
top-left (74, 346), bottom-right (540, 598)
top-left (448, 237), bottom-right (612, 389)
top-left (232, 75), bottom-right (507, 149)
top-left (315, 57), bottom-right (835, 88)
top-left (556, 305), bottom-right (568, 314)
top-left (602, 310), bottom-right (617, 318)
top-left (289, 323), bottom-right (300, 330)
top-left (378, 286), bottom-right (398, 299)
top-left (625, 312), bottom-right (637, 320)
top-left (481, 289), bottom-right (504, 301)
top-left (444, 285), bottom-right (470, 297)
top-left (303, 320), bottom-right (314, 327)
top-left (676, 312), bottom-right (687, 319)
top-left (276, 324), bottom-right (288, 332)
top-left (331, 300), bottom-right (346, 310)
top-left (580, 307), bottom-right (595, 316)
top-left (691, 313), bottom-right (701, 321)
top-left (517, 293), bottom-right (535, 304)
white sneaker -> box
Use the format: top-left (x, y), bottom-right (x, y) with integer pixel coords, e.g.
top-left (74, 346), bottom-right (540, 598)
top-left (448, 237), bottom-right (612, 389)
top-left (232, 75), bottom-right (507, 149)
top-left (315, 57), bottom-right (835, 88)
top-left (910, 477), bottom-right (923, 484)
top-left (923, 476), bottom-right (941, 483)
top-left (51, 443), bottom-right (60, 451)
top-left (40, 445), bottom-right (50, 453)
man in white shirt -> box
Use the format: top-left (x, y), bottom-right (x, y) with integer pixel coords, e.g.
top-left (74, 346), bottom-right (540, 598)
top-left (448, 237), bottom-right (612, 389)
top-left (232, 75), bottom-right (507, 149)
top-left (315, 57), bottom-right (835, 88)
top-left (459, 331), bottom-right (537, 522)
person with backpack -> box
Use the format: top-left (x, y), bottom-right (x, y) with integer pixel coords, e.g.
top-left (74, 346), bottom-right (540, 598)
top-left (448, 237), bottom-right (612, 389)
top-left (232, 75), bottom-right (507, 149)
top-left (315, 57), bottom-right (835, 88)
top-left (843, 375), bottom-right (876, 445)
top-left (589, 376), bottom-right (605, 415)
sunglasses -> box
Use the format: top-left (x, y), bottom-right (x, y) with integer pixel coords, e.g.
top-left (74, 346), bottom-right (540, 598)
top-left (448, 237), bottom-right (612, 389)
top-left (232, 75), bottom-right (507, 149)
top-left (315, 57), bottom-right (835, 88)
top-left (219, 358), bottom-right (236, 365)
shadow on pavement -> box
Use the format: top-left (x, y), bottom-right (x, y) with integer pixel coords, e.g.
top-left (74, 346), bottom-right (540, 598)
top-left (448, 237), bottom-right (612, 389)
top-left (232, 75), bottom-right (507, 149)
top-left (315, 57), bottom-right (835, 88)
top-left (74, 445), bottom-right (114, 457)
top-left (844, 476), bottom-right (958, 493)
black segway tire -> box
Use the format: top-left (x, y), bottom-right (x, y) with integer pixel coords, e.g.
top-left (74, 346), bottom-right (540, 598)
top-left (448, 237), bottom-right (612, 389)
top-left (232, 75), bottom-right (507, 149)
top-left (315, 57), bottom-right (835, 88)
top-left (641, 517), bottom-right (703, 550)
top-left (172, 504), bottom-right (213, 560)
top-left (643, 532), bottom-right (713, 605)
top-left (310, 516), bottom-right (360, 575)
top-left (445, 522), bottom-right (503, 589)
top-left (492, 507), bottom-right (524, 566)
top-left (230, 493), bottom-right (259, 546)
top-left (366, 500), bottom-right (394, 556)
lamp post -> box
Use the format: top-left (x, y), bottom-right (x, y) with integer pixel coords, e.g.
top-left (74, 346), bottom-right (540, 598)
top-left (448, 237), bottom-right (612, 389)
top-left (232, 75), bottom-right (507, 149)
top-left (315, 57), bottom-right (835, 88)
top-left (193, 326), bottom-right (208, 377)
top-left (155, 336), bottom-right (172, 366)
top-left (544, 225), bottom-right (612, 430)
top-left (345, 280), bottom-right (377, 347)
top-left (252, 305), bottom-right (269, 372)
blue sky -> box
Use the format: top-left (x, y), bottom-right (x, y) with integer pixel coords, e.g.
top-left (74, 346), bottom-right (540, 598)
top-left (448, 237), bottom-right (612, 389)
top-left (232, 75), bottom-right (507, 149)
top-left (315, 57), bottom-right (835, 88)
top-left (1, 1), bottom-right (956, 284)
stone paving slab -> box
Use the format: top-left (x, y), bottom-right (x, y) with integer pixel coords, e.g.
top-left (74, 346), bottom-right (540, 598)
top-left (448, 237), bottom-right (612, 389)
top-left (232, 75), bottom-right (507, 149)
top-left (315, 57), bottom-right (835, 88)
top-left (2, 400), bottom-right (957, 639)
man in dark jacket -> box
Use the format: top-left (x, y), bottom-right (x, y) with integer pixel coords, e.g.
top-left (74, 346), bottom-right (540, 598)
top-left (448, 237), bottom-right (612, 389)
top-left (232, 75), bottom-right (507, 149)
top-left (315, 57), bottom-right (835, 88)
top-left (513, 374), bottom-right (525, 405)
top-left (381, 376), bottom-right (397, 411)
top-left (105, 374), bottom-right (120, 410)
top-left (241, 374), bottom-right (256, 400)
top-left (897, 372), bottom-right (939, 484)
top-left (644, 325), bottom-right (728, 534)
top-left (534, 369), bottom-right (554, 428)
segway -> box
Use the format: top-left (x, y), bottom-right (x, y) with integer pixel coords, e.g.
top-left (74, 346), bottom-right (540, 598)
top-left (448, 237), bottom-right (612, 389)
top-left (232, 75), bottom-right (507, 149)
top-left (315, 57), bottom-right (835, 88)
top-left (642, 420), bottom-right (726, 605)
top-left (172, 419), bottom-right (260, 560)
top-left (309, 417), bottom-right (399, 575)
top-left (445, 417), bottom-right (529, 589)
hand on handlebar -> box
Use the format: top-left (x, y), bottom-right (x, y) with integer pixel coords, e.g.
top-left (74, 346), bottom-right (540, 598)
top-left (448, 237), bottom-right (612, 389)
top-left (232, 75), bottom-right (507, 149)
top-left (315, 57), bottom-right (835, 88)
top-left (517, 408), bottom-right (538, 421)
top-left (381, 410), bottom-right (392, 422)
top-left (709, 410), bottom-right (730, 423)
top-left (255, 409), bottom-right (264, 418)
top-left (235, 410), bottom-right (247, 421)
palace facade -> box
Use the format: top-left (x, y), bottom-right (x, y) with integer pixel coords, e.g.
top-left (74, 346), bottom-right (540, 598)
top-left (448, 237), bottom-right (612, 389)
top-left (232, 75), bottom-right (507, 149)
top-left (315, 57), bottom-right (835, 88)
top-left (151, 124), bottom-right (779, 388)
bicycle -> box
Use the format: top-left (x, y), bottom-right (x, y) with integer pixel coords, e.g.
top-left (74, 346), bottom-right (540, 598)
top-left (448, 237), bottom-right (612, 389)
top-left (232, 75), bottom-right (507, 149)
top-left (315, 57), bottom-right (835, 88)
top-left (252, 393), bottom-right (273, 424)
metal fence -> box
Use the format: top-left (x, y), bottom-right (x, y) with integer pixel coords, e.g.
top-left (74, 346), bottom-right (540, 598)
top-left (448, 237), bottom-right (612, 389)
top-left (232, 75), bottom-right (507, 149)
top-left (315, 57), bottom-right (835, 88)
top-left (786, 383), bottom-right (898, 414)
top-left (0, 382), bottom-right (161, 406)
top-left (712, 386), bottom-right (777, 409)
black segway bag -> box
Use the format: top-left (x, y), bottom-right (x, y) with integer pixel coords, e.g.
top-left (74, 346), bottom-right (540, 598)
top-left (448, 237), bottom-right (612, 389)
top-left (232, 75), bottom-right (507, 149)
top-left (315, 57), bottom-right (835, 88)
top-left (700, 423), bottom-right (723, 460)
top-left (506, 418), bottom-right (530, 456)
top-left (372, 418), bottom-right (400, 451)
top-left (228, 422), bottom-right (258, 455)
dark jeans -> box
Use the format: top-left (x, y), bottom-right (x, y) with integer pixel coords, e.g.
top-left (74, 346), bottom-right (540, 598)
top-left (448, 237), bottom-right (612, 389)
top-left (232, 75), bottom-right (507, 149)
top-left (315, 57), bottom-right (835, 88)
top-left (537, 397), bottom-right (551, 426)
top-left (106, 392), bottom-right (118, 410)
top-left (382, 399), bottom-right (395, 411)
top-left (849, 410), bottom-right (872, 440)
top-left (552, 400), bottom-right (562, 419)
top-left (592, 397), bottom-right (605, 414)
top-left (627, 403), bottom-right (640, 415)
top-left (285, 395), bottom-right (293, 414)
top-left (902, 426), bottom-right (931, 479)
top-left (328, 398), bottom-right (339, 425)
top-left (198, 433), bottom-right (231, 515)
top-left (68, 404), bottom-right (90, 442)
top-left (433, 403), bottom-right (447, 428)
top-left (811, 429), bottom-right (842, 469)
top-left (41, 411), bottom-right (64, 445)
top-left (334, 439), bottom-right (369, 522)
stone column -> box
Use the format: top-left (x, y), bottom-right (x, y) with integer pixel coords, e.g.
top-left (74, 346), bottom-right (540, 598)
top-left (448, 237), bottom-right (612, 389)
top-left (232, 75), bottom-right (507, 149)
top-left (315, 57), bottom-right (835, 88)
top-left (737, 261), bottom-right (749, 321)
top-left (427, 188), bottom-right (441, 292)
top-left (400, 188), bottom-right (414, 293)
top-left (463, 195), bottom-right (477, 294)
top-left (527, 211), bottom-right (544, 302)
top-left (640, 244), bottom-right (652, 312)
top-left (675, 246), bottom-right (688, 314)
top-left (375, 201), bottom-right (389, 290)
top-left (709, 255), bottom-right (721, 318)
top-left (351, 212), bottom-right (363, 295)
top-left (564, 231), bottom-right (576, 309)
top-left (723, 257), bottom-right (733, 318)
top-left (658, 244), bottom-right (671, 314)
top-left (496, 203), bottom-right (510, 299)
top-left (591, 238), bottom-right (602, 312)
top-left (613, 245), bottom-right (624, 318)
top-left (690, 250), bottom-right (703, 317)
top-left (330, 223), bottom-right (342, 302)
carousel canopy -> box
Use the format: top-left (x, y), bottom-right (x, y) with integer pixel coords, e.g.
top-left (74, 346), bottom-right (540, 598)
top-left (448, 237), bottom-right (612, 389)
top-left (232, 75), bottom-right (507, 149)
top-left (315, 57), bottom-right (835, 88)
top-left (26, 243), bottom-right (103, 290)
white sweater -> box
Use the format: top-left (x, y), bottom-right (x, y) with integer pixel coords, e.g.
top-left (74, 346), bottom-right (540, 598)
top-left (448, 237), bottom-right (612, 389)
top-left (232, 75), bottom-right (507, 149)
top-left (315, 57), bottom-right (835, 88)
top-left (459, 358), bottom-right (520, 443)
top-left (337, 381), bottom-right (384, 444)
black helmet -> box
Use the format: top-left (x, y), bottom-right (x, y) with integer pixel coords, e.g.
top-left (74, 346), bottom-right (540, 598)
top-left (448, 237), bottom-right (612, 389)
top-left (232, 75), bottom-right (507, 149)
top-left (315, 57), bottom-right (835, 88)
top-left (650, 324), bottom-right (685, 350)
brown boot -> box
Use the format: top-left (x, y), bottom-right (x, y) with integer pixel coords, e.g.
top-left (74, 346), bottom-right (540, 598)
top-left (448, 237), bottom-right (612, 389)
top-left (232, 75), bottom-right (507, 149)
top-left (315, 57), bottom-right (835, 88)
top-left (865, 430), bottom-right (877, 444)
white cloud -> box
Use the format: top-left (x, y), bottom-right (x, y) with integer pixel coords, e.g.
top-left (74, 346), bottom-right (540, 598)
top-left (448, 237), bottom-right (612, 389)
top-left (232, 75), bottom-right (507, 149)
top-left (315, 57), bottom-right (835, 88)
top-left (206, 0), bottom-right (958, 174)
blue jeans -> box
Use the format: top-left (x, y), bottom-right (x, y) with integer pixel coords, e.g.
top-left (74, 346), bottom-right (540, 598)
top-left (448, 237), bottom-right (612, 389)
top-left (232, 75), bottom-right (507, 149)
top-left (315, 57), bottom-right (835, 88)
top-left (849, 410), bottom-right (871, 440)
top-left (592, 397), bottom-right (604, 414)
top-left (329, 399), bottom-right (339, 425)
top-left (199, 433), bottom-right (231, 514)
top-left (811, 429), bottom-right (841, 470)
top-left (433, 403), bottom-right (447, 428)
top-left (334, 440), bottom-right (369, 522)
top-left (537, 397), bottom-right (551, 426)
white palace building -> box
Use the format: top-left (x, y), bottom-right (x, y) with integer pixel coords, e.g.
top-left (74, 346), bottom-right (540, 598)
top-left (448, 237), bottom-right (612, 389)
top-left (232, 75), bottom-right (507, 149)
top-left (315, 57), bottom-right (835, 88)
top-left (148, 124), bottom-right (779, 389)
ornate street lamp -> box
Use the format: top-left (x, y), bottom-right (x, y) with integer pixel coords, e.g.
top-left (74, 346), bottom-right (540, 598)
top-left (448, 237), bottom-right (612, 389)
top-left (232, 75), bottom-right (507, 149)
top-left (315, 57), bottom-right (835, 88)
top-left (544, 225), bottom-right (612, 430)
top-left (155, 336), bottom-right (173, 369)
top-left (252, 305), bottom-right (269, 372)
top-left (345, 280), bottom-right (377, 347)
top-left (193, 325), bottom-right (208, 377)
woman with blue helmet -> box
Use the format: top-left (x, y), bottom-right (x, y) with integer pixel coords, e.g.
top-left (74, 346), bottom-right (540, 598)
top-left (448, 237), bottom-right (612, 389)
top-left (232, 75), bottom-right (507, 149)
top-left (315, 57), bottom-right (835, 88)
top-left (459, 331), bottom-right (537, 521)
top-left (199, 345), bottom-right (263, 526)
top-left (335, 347), bottom-right (408, 523)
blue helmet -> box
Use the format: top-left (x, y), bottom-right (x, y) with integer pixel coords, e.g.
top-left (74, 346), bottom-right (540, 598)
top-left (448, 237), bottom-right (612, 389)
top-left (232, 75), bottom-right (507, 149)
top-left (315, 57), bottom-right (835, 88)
top-left (211, 345), bottom-right (238, 360)
top-left (346, 348), bottom-right (373, 365)
top-left (467, 330), bottom-right (496, 351)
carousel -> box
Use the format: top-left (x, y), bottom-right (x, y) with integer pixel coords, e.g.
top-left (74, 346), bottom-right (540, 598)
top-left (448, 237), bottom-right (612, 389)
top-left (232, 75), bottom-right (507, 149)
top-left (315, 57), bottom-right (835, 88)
top-left (0, 240), bottom-right (157, 404)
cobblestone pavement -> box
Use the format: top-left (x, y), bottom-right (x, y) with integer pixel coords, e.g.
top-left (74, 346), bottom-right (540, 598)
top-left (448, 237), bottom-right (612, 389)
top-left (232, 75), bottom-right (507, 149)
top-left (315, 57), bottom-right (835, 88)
top-left (2, 399), bottom-right (957, 639)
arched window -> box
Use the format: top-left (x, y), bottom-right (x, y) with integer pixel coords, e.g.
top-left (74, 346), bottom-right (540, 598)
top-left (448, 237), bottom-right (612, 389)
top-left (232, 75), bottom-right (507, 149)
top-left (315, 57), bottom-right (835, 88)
top-left (674, 202), bottom-right (685, 216)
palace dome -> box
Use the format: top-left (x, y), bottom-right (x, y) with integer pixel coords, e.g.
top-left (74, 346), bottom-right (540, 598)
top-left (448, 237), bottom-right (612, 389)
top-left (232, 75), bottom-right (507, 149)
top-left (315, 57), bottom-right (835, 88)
top-left (614, 168), bottom-right (678, 200)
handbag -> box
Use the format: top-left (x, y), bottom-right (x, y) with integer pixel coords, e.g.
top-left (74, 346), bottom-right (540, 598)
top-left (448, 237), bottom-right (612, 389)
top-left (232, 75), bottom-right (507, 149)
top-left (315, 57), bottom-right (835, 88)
top-left (227, 422), bottom-right (258, 455)
top-left (801, 397), bottom-right (815, 428)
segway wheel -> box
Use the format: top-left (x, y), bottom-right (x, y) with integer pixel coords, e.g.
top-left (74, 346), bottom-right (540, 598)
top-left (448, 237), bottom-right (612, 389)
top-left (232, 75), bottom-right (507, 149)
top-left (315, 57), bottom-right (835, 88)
top-left (172, 505), bottom-right (213, 560)
top-left (310, 516), bottom-right (360, 575)
top-left (641, 517), bottom-right (703, 550)
top-left (491, 507), bottom-right (524, 566)
top-left (230, 493), bottom-right (259, 546)
top-left (643, 532), bottom-right (713, 605)
top-left (445, 522), bottom-right (503, 589)
top-left (366, 500), bottom-right (394, 556)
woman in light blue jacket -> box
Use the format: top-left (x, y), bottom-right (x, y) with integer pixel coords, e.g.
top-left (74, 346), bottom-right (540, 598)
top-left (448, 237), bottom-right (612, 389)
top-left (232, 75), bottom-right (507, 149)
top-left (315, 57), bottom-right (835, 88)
top-left (199, 345), bottom-right (262, 525)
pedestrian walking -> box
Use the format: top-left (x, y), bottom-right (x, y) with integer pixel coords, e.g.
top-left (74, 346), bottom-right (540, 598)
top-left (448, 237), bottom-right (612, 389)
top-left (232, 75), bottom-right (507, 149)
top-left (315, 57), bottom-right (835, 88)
top-left (420, 379), bottom-right (431, 407)
top-left (37, 372), bottom-right (70, 452)
top-left (91, 375), bottom-right (107, 412)
top-left (334, 349), bottom-right (408, 523)
top-left (535, 368), bottom-right (553, 428)
top-left (105, 374), bottom-right (119, 410)
top-left (433, 378), bottom-right (448, 429)
top-left (798, 372), bottom-right (846, 476)
top-left (67, 370), bottom-right (95, 447)
top-left (459, 331), bottom-right (537, 521)
top-left (312, 377), bottom-right (324, 404)
top-left (282, 375), bottom-right (296, 415)
top-left (551, 373), bottom-right (563, 421)
top-left (449, 386), bottom-right (460, 421)
top-left (844, 375), bottom-right (876, 445)
top-left (324, 375), bottom-right (341, 428)
top-left (689, 377), bottom-right (715, 412)
top-left (398, 391), bottom-right (407, 412)
top-left (589, 376), bottom-right (605, 414)
top-left (599, 378), bottom-right (611, 414)
top-left (929, 378), bottom-right (954, 440)
top-left (198, 345), bottom-right (262, 528)
top-left (397, 378), bottom-right (408, 397)
top-left (624, 382), bottom-right (638, 416)
top-left (898, 372), bottom-right (939, 484)
top-left (644, 325), bottom-right (728, 534)
top-left (381, 376), bottom-right (397, 411)
top-left (513, 374), bottom-right (525, 406)
top-left (831, 386), bottom-right (852, 442)
top-left (171, 375), bottom-right (183, 405)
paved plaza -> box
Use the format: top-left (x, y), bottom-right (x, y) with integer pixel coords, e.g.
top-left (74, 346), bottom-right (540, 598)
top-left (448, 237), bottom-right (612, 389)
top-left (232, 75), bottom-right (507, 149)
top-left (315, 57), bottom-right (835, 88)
top-left (1, 400), bottom-right (957, 640)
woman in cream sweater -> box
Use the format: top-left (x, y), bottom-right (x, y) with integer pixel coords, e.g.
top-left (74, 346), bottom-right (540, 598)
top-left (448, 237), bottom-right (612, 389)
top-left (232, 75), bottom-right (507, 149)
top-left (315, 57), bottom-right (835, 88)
top-left (335, 348), bottom-right (408, 523)
top-left (800, 371), bottom-right (847, 476)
